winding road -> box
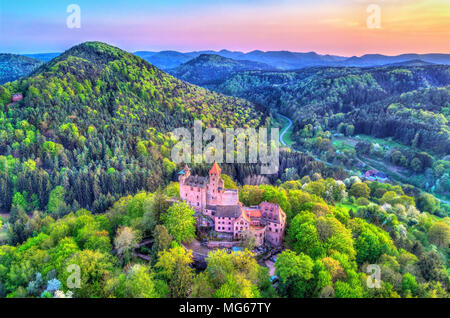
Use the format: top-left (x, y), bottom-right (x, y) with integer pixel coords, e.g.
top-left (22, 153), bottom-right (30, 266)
top-left (277, 113), bottom-right (293, 147)
top-left (276, 113), bottom-right (369, 173)
top-left (275, 113), bottom-right (449, 205)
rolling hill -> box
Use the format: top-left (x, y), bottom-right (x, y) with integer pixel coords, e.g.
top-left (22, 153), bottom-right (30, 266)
top-left (168, 54), bottom-right (273, 87)
top-left (0, 41), bottom-right (265, 213)
top-left (135, 49), bottom-right (450, 70)
top-left (212, 65), bottom-right (450, 154)
top-left (0, 54), bottom-right (42, 84)
top-left (341, 53), bottom-right (450, 67)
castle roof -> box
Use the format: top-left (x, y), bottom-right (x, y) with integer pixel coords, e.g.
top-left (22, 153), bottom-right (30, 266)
top-left (184, 175), bottom-right (208, 187)
top-left (179, 164), bottom-right (190, 175)
top-left (242, 207), bottom-right (262, 219)
top-left (216, 205), bottom-right (242, 218)
top-left (210, 161), bottom-right (221, 175)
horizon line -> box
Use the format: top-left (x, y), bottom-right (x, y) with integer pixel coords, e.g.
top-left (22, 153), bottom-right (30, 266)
top-left (10, 46), bottom-right (450, 59)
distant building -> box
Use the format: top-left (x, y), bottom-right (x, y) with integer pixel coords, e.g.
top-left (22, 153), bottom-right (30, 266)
top-left (179, 162), bottom-right (286, 246)
top-left (12, 94), bottom-right (23, 102)
top-left (363, 169), bottom-right (388, 182)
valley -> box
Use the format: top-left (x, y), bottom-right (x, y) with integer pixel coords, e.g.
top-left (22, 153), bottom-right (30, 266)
top-left (277, 113), bottom-right (293, 147)
top-left (0, 41), bottom-right (448, 300)
top-left (168, 58), bottom-right (449, 202)
top-left (1, 0), bottom-right (449, 303)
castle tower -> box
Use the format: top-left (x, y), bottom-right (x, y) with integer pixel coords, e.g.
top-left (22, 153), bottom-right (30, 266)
top-left (209, 161), bottom-right (221, 178)
top-left (209, 161), bottom-right (222, 189)
top-left (207, 161), bottom-right (224, 205)
top-left (178, 164), bottom-right (190, 184)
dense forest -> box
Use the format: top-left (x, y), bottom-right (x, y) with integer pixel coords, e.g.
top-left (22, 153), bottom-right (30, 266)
top-left (0, 42), bottom-right (266, 215)
top-left (0, 175), bottom-right (448, 298)
top-left (170, 62), bottom-right (449, 199)
top-left (169, 54), bottom-right (273, 87)
top-left (0, 54), bottom-right (42, 85)
top-left (136, 50), bottom-right (450, 70)
top-left (0, 41), bottom-right (448, 299)
top-left (211, 66), bottom-right (450, 155)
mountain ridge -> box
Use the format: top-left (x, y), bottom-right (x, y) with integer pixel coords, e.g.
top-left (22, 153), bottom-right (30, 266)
top-left (0, 41), bottom-right (265, 211)
top-left (168, 53), bottom-right (274, 86)
top-left (135, 50), bottom-right (450, 70)
top-left (0, 53), bottom-right (42, 84)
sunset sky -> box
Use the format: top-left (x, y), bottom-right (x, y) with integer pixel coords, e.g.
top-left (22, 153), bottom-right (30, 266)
top-left (0, 0), bottom-right (449, 56)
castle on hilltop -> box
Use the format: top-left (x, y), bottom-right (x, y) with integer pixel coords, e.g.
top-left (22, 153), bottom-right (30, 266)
top-left (179, 162), bottom-right (286, 246)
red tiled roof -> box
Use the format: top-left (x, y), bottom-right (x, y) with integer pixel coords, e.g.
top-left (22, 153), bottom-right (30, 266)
top-left (210, 161), bottom-right (221, 175)
top-left (242, 207), bottom-right (262, 219)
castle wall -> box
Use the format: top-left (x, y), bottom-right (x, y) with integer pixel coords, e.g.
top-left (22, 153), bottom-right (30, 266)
top-left (265, 222), bottom-right (284, 246)
top-left (215, 216), bottom-right (235, 233)
top-left (180, 184), bottom-right (206, 211)
top-left (180, 163), bottom-right (286, 247)
top-left (206, 185), bottom-right (222, 206)
top-left (251, 227), bottom-right (266, 247)
top-left (222, 190), bottom-right (239, 205)
top-left (233, 216), bottom-right (250, 239)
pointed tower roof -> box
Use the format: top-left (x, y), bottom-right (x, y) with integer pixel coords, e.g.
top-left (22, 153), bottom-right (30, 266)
top-left (209, 161), bottom-right (221, 175)
top-left (179, 164), bottom-right (190, 175)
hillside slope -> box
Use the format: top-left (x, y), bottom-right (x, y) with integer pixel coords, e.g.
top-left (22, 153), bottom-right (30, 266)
top-left (0, 54), bottom-right (42, 84)
top-left (169, 54), bottom-right (273, 87)
top-left (0, 41), bottom-right (265, 213)
top-left (135, 49), bottom-right (450, 70)
top-left (213, 66), bottom-right (450, 155)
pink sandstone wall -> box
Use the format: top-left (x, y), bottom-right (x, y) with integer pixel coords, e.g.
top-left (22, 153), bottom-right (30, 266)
top-left (221, 190), bottom-right (239, 205)
top-left (233, 216), bottom-right (250, 238)
top-left (180, 184), bottom-right (206, 211)
top-left (251, 227), bottom-right (266, 246)
top-left (215, 216), bottom-right (234, 233)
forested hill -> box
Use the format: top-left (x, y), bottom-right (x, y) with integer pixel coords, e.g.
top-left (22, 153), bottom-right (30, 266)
top-left (0, 54), bottom-right (42, 84)
top-left (168, 54), bottom-right (273, 87)
top-left (0, 41), bottom-right (265, 215)
top-left (211, 65), bottom-right (450, 155)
